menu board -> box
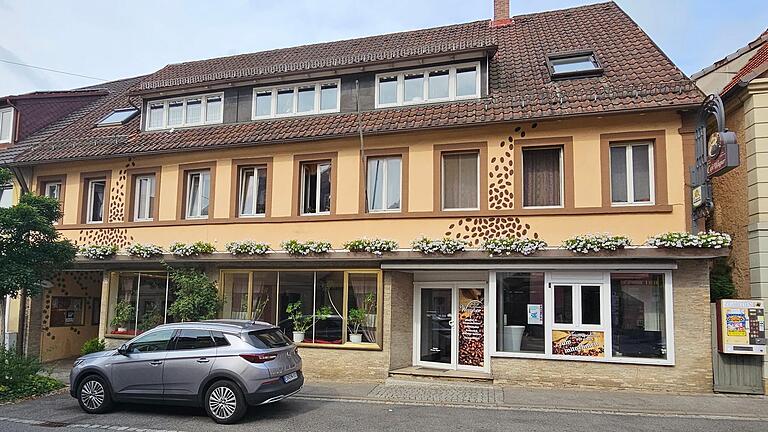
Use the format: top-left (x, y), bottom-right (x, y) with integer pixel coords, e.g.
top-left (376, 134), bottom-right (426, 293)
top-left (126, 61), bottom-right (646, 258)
top-left (458, 288), bottom-right (484, 367)
top-left (552, 330), bottom-right (605, 357)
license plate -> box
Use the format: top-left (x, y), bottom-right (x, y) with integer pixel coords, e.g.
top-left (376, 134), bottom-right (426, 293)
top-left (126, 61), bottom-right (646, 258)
top-left (283, 372), bottom-right (298, 383)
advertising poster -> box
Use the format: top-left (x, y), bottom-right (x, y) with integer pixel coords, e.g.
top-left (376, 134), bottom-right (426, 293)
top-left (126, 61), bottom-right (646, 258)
top-left (725, 310), bottom-right (747, 338)
top-left (458, 288), bottom-right (484, 367)
top-left (552, 330), bottom-right (605, 357)
top-left (527, 304), bottom-right (542, 325)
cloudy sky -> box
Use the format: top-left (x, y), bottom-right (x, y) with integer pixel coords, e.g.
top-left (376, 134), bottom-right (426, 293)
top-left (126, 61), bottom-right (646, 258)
top-left (0, 0), bottom-right (766, 96)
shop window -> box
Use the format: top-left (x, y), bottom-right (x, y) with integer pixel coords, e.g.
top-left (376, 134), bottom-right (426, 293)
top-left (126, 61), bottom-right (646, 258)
top-left (108, 272), bottom-right (174, 336)
top-left (442, 152), bottom-right (479, 210)
top-left (496, 273), bottom-right (545, 354)
top-left (610, 273), bottom-right (667, 359)
top-left (50, 297), bottom-right (84, 327)
top-left (221, 270), bottom-right (382, 347)
top-left (522, 147), bottom-right (563, 207)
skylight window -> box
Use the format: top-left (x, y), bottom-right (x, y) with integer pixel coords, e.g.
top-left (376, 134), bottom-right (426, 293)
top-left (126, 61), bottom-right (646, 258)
top-left (97, 108), bottom-right (139, 127)
top-left (547, 51), bottom-right (602, 79)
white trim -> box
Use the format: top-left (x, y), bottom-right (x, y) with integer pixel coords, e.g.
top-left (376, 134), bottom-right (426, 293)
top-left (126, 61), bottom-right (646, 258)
top-left (133, 174), bottom-right (155, 222)
top-left (490, 270), bottom-right (675, 366)
top-left (610, 141), bottom-right (655, 206)
top-left (251, 78), bottom-right (341, 120)
top-left (441, 151), bottom-right (480, 211)
top-left (85, 179), bottom-right (106, 224)
top-left (521, 146), bottom-right (565, 209)
top-left (367, 156), bottom-right (402, 213)
top-left (145, 92), bottom-right (224, 131)
top-left (238, 166), bottom-right (267, 217)
top-left (375, 61), bottom-right (481, 108)
top-left (381, 263), bottom-right (679, 270)
top-left (0, 107), bottom-right (14, 144)
top-left (300, 161), bottom-right (332, 216)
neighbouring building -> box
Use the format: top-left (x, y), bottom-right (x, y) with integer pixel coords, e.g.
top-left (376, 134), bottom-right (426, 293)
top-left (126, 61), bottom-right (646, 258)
top-left (0, 1), bottom-right (729, 392)
top-left (692, 28), bottom-right (768, 392)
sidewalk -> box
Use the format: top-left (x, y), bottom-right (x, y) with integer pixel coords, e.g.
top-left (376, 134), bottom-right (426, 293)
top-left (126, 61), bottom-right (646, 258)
top-left (297, 378), bottom-right (768, 420)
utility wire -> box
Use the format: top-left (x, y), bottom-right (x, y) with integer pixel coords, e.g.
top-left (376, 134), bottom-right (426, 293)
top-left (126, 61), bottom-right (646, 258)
top-left (0, 58), bottom-right (108, 82)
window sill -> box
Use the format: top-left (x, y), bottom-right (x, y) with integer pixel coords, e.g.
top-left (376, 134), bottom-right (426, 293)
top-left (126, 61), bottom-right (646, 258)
top-left (492, 351), bottom-right (673, 366)
top-left (296, 341), bottom-right (382, 351)
top-left (610, 202), bottom-right (656, 207)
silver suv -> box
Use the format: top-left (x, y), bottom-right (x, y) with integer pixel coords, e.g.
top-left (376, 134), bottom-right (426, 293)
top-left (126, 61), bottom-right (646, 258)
top-left (69, 320), bottom-right (303, 424)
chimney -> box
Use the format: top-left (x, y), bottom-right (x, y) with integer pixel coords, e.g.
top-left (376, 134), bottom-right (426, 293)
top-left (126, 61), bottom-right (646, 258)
top-left (491, 0), bottom-right (512, 27)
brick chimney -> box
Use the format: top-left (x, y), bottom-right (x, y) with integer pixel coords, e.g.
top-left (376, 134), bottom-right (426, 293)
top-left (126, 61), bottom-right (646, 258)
top-left (491, 0), bottom-right (512, 27)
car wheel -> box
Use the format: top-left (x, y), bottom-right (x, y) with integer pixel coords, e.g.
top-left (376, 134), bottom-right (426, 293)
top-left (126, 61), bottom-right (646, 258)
top-left (77, 375), bottom-right (113, 414)
top-left (204, 380), bottom-right (247, 424)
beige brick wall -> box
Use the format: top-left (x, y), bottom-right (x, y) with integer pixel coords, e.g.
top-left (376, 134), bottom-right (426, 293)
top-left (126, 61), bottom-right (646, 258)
top-left (492, 261), bottom-right (713, 393)
top-left (388, 271), bottom-right (414, 370)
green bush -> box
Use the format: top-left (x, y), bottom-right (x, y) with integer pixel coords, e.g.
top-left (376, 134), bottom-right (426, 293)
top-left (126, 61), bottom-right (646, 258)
top-left (80, 338), bottom-right (106, 356)
top-left (167, 268), bottom-right (222, 322)
top-left (710, 257), bottom-right (737, 302)
top-left (0, 347), bottom-right (64, 402)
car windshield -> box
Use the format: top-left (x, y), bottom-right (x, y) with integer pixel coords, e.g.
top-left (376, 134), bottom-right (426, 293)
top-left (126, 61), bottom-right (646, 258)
top-left (245, 328), bottom-right (293, 349)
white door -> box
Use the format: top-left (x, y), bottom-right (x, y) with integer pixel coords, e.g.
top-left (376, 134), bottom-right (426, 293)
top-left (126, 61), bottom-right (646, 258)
top-left (413, 282), bottom-right (488, 372)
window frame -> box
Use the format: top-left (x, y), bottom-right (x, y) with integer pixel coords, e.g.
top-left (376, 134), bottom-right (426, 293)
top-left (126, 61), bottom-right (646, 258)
top-left (219, 269), bottom-right (384, 349)
top-left (513, 137), bottom-right (575, 211)
top-left (546, 50), bottom-right (603, 80)
top-left (609, 141), bottom-right (656, 206)
top-left (441, 151), bottom-right (481, 211)
top-left (360, 148), bottom-right (409, 215)
top-left (96, 107), bottom-right (139, 127)
top-left (177, 162), bottom-right (216, 221)
top-left (37, 175), bottom-right (66, 223)
top-left (520, 146), bottom-right (565, 209)
top-left (293, 153), bottom-right (337, 217)
top-left (300, 161), bottom-right (332, 216)
top-left (434, 143), bottom-right (488, 213)
top-left (80, 173), bottom-right (110, 225)
top-left (0, 182), bottom-right (13, 209)
top-left (238, 165), bottom-right (268, 218)
top-left (107, 271), bottom-right (173, 338)
top-left (133, 174), bottom-right (156, 222)
top-left (144, 92), bottom-right (224, 131)
top-left (365, 155), bottom-right (403, 213)
top-left (185, 170), bottom-right (210, 220)
top-left (49, 296), bottom-right (85, 327)
top-left (125, 168), bottom-right (160, 223)
top-left (0, 106), bottom-right (14, 144)
top-left (375, 62), bottom-right (481, 108)
top-left (251, 79), bottom-right (341, 120)
top-left (489, 270), bottom-right (675, 366)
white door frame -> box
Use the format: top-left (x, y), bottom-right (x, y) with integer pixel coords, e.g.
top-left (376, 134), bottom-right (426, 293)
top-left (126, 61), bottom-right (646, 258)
top-left (413, 281), bottom-right (490, 373)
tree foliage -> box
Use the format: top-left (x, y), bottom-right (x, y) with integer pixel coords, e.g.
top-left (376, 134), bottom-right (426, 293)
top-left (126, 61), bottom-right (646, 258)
top-left (166, 267), bottom-right (222, 322)
top-left (0, 168), bottom-right (11, 185)
top-left (710, 257), bottom-right (737, 302)
top-left (0, 193), bottom-right (77, 298)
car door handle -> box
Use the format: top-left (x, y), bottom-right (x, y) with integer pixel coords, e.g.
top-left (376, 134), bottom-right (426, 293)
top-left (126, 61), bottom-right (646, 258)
top-left (149, 360), bottom-right (163, 366)
top-left (196, 358), bottom-right (210, 363)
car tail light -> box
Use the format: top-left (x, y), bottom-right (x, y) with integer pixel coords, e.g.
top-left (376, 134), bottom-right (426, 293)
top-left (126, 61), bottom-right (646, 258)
top-left (240, 353), bottom-right (278, 363)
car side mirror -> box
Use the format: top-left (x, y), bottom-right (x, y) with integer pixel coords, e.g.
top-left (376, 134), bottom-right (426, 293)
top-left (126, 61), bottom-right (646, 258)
top-left (117, 343), bottom-right (130, 355)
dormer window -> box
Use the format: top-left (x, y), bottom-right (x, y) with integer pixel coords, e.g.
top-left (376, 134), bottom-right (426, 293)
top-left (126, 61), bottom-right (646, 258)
top-left (96, 108), bottom-right (139, 127)
top-left (252, 79), bottom-right (340, 119)
top-left (145, 92), bottom-right (224, 131)
top-left (375, 62), bottom-right (480, 108)
top-left (547, 51), bottom-right (602, 79)
top-left (0, 107), bottom-right (14, 144)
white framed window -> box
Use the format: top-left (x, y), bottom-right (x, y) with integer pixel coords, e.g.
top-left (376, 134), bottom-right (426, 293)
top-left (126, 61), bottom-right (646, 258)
top-left (43, 182), bottom-right (62, 200)
top-left (145, 92), bottom-right (224, 131)
top-left (239, 166), bottom-right (267, 217)
top-left (367, 156), bottom-right (401, 213)
top-left (522, 146), bottom-right (564, 208)
top-left (133, 174), bottom-right (156, 221)
top-left (86, 179), bottom-right (106, 224)
top-left (491, 270), bottom-right (674, 366)
top-left (375, 62), bottom-right (480, 108)
top-left (252, 79), bottom-right (340, 120)
top-left (610, 141), bottom-right (654, 205)
top-left (441, 152), bottom-right (479, 211)
top-left (0, 107), bottom-right (14, 144)
top-left (185, 170), bottom-right (210, 219)
top-left (0, 183), bottom-right (12, 208)
top-left (300, 161), bottom-right (332, 215)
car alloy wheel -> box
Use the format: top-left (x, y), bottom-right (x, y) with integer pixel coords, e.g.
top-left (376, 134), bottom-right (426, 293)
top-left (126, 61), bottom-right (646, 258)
top-left (80, 379), bottom-right (105, 410)
top-left (208, 385), bottom-right (237, 420)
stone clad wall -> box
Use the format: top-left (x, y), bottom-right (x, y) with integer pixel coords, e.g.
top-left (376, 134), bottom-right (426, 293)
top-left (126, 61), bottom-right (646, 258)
top-left (491, 261), bottom-right (713, 393)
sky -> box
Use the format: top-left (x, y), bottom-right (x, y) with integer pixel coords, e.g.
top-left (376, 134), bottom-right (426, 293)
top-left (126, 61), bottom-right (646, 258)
top-left (0, 0), bottom-right (766, 96)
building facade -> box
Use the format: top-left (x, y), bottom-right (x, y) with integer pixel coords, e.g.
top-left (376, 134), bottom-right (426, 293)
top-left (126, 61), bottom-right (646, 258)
top-left (1, 2), bottom-right (728, 392)
top-left (693, 28), bottom-right (768, 392)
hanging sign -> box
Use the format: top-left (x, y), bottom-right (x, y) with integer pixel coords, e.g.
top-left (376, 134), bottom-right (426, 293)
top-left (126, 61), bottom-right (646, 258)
top-left (707, 131), bottom-right (739, 177)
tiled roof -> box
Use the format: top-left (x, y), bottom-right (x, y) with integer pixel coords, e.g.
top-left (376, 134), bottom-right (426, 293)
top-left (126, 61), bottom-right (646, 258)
top-left (5, 1), bottom-right (702, 164)
top-left (721, 38), bottom-right (768, 95)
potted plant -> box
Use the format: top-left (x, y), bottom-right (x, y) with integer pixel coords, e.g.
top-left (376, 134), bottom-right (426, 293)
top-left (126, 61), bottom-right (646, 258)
top-left (110, 299), bottom-right (134, 333)
top-left (347, 293), bottom-right (375, 344)
top-left (285, 301), bottom-right (331, 343)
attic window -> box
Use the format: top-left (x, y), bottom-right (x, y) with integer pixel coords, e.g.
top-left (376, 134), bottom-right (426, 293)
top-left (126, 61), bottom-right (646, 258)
top-left (97, 108), bottom-right (139, 127)
top-left (547, 51), bottom-right (602, 79)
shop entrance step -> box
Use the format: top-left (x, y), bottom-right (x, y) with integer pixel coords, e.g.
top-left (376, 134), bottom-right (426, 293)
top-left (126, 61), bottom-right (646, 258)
top-left (388, 366), bottom-right (493, 383)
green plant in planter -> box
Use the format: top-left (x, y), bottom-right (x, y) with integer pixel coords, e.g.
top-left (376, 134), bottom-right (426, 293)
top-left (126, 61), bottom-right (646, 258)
top-left (80, 338), bottom-right (106, 356)
top-left (348, 293), bottom-right (375, 342)
top-left (285, 301), bottom-right (331, 339)
top-left (110, 299), bottom-right (134, 331)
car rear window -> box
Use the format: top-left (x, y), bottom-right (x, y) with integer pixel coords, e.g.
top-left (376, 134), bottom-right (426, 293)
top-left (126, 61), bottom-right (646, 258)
top-left (245, 329), bottom-right (293, 349)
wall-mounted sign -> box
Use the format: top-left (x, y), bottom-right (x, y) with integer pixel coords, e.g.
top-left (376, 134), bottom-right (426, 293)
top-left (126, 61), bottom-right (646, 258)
top-left (552, 330), bottom-right (605, 357)
top-left (716, 299), bottom-right (766, 355)
top-left (707, 131), bottom-right (739, 177)
top-left (692, 185), bottom-right (704, 208)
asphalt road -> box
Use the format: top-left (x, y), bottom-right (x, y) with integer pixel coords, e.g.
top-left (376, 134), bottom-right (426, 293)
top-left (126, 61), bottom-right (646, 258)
top-left (1, 392), bottom-right (766, 432)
